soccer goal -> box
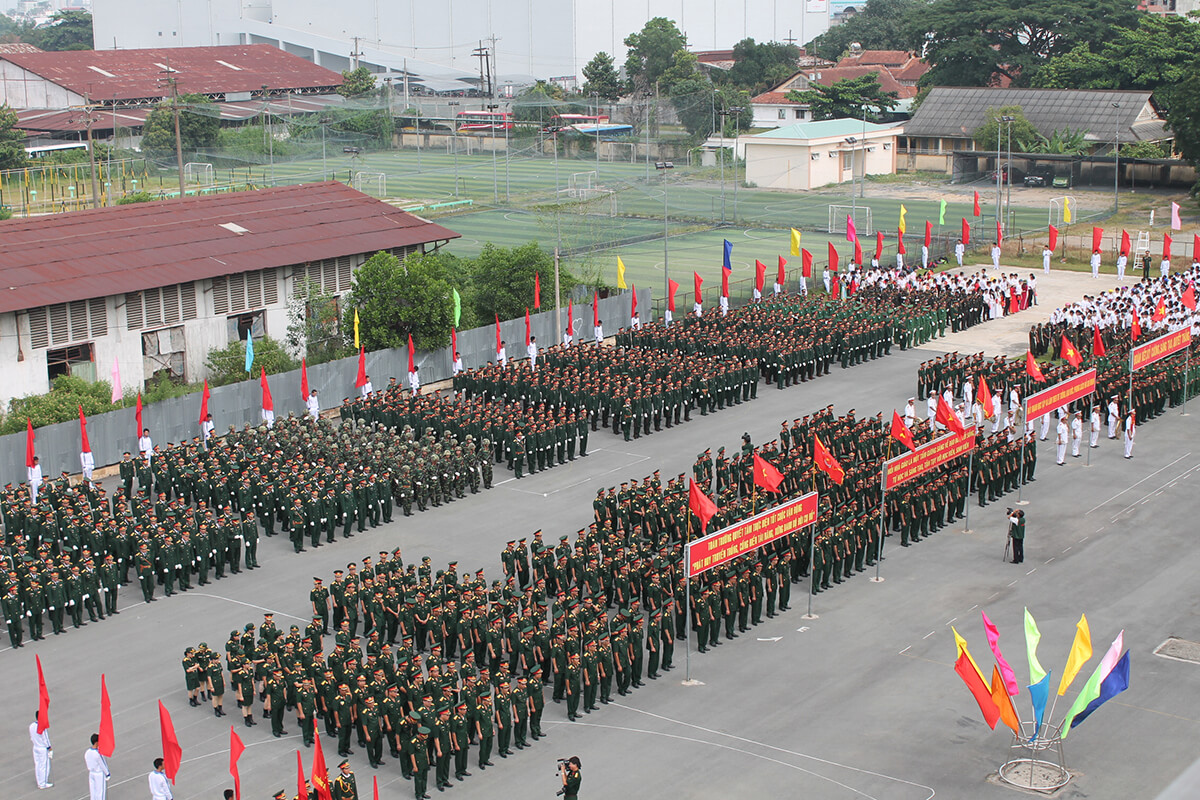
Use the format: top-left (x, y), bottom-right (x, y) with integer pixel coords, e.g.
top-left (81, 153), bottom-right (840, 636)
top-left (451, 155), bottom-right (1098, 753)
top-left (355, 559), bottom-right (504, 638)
top-left (1048, 197), bottom-right (1078, 227)
top-left (605, 141), bottom-right (636, 163)
top-left (184, 162), bottom-right (214, 186)
top-left (828, 205), bottom-right (872, 236)
top-left (567, 171), bottom-right (598, 198)
top-left (353, 171), bottom-right (386, 195)
top-left (446, 136), bottom-right (474, 155)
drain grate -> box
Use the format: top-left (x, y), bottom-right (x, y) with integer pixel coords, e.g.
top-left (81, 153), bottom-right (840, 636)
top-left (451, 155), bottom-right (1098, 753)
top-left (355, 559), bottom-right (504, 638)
top-left (1154, 637), bottom-right (1200, 664)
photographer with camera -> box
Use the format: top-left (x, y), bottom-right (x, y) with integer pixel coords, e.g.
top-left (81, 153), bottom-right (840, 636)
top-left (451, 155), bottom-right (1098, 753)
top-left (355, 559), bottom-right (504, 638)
top-left (1007, 508), bottom-right (1025, 564)
top-left (557, 756), bottom-right (582, 798)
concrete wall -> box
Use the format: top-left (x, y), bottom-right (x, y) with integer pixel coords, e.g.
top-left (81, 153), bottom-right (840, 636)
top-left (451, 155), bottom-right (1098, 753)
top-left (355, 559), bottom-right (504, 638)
top-left (745, 133), bottom-right (896, 191)
top-left (0, 290), bottom-right (646, 486)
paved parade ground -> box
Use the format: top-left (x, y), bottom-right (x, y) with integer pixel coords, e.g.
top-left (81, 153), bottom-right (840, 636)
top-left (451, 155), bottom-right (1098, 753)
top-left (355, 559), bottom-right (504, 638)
top-left (3, 267), bottom-right (1199, 800)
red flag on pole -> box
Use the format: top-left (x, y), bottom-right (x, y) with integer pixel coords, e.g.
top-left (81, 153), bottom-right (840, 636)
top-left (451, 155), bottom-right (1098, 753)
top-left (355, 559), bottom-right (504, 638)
top-left (813, 436), bottom-right (845, 485)
top-left (890, 410), bottom-right (917, 453)
top-left (533, 272), bottom-right (541, 309)
top-left (1025, 351), bottom-right (1046, 383)
top-left (229, 727), bottom-right (246, 800)
top-left (898, 234), bottom-right (906, 255)
top-left (1182, 282), bottom-right (1196, 311)
top-left (688, 479), bottom-right (718, 531)
top-left (936, 395), bottom-right (967, 435)
top-left (961, 217), bottom-right (970, 245)
top-left (300, 358), bottom-right (309, 399)
top-left (158, 700), bottom-right (182, 783)
top-left (973, 190), bottom-right (981, 217)
top-left (495, 313), bottom-right (503, 355)
top-left (1092, 325), bottom-right (1106, 358)
top-left (853, 236), bottom-right (863, 265)
top-left (355, 348), bottom-right (367, 388)
top-left (35, 655), bottom-right (49, 732)
top-left (25, 417), bottom-right (35, 468)
top-left (754, 259), bottom-right (766, 291)
top-left (924, 220), bottom-right (932, 249)
top-left (1132, 306), bottom-right (1141, 341)
top-left (1061, 335), bottom-right (1082, 368)
top-left (1152, 297), bottom-right (1166, 323)
top-left (827, 241), bottom-right (838, 272)
top-left (776, 255), bottom-right (786, 286)
top-left (567, 299), bottom-right (573, 331)
top-left (996, 218), bottom-right (1003, 246)
top-left (373, 775), bottom-right (380, 800)
top-left (955, 652), bottom-right (1001, 730)
top-left (135, 393), bottom-right (143, 437)
top-left (1194, 234), bottom-right (1200, 263)
top-left (592, 292), bottom-right (599, 329)
top-left (407, 334), bottom-right (416, 374)
top-left (875, 230), bottom-right (884, 260)
top-left (801, 249), bottom-right (812, 277)
top-left (752, 453), bottom-right (784, 493)
top-left (1048, 225), bottom-right (1058, 252)
top-left (311, 729), bottom-right (332, 800)
top-left (297, 751), bottom-right (307, 800)
top-left (260, 367), bottom-right (273, 412)
top-left (524, 308), bottom-right (531, 347)
top-left (198, 379), bottom-right (210, 426)
top-left (98, 674), bottom-right (115, 756)
top-left (1163, 234), bottom-right (1173, 261)
top-left (693, 271), bottom-right (703, 305)
top-left (979, 375), bottom-right (995, 419)
top-left (667, 279), bottom-right (679, 311)
top-left (720, 264), bottom-right (729, 299)
top-left (1092, 226), bottom-right (1104, 252)
top-left (79, 406), bottom-right (91, 453)
top-left (1120, 229), bottom-right (1131, 256)
top-left (450, 326), bottom-right (457, 357)
top-left (631, 285), bottom-right (638, 316)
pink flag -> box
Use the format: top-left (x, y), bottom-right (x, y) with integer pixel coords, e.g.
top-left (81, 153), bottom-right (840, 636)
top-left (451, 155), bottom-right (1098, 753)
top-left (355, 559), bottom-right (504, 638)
top-left (1171, 201), bottom-right (1182, 231)
top-left (982, 611), bottom-right (1020, 697)
top-left (110, 358), bottom-right (121, 404)
top-left (846, 214), bottom-right (857, 243)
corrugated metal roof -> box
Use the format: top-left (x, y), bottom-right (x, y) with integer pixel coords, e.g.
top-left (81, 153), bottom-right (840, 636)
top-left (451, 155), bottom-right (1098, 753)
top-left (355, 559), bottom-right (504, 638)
top-left (17, 94), bottom-right (345, 132)
top-left (0, 44), bottom-right (343, 103)
top-left (0, 182), bottom-right (459, 315)
top-left (904, 87), bottom-right (1166, 142)
top-left (752, 119), bottom-right (901, 140)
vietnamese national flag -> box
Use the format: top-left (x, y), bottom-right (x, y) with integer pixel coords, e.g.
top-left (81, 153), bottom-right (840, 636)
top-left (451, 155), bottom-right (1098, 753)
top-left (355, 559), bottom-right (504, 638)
top-left (693, 271), bottom-right (703, 305)
top-left (961, 217), bottom-right (970, 246)
top-left (300, 358), bottom-right (309, 399)
top-left (667, 279), bottom-right (679, 311)
top-left (355, 347), bottom-right (367, 388)
top-left (1026, 351), bottom-right (1046, 383)
top-left (25, 417), bottom-right (35, 468)
top-left (35, 655), bottom-right (49, 732)
top-left (979, 375), bottom-right (994, 419)
top-left (813, 436), bottom-right (845, 485)
top-left (1152, 297), bottom-right (1166, 323)
top-left (1049, 225), bottom-right (1058, 252)
top-left (828, 241), bottom-right (838, 272)
top-left (1132, 306), bottom-right (1141, 342)
top-left (98, 674), bottom-right (115, 757)
top-left (754, 259), bottom-right (766, 292)
top-left (801, 249), bottom-right (812, 278)
top-left (495, 313), bottom-right (502, 355)
top-left (924, 220), bottom-right (932, 249)
top-left (956, 652), bottom-right (1001, 730)
top-left (631, 285), bottom-right (638, 316)
top-left (1164, 234), bottom-right (1173, 261)
top-left (936, 395), bottom-right (967, 434)
top-left (853, 235), bottom-right (863, 266)
top-left (1061, 335), bottom-right (1082, 368)
top-left (776, 255), bottom-right (786, 286)
top-left (198, 379), bottom-right (210, 426)
top-left (996, 218), bottom-right (1003, 246)
top-left (752, 453), bottom-right (785, 493)
top-left (135, 393), bottom-right (143, 437)
top-left (1120, 229), bottom-right (1131, 257)
top-left (79, 405), bottom-right (91, 454)
top-left (524, 308), bottom-right (531, 347)
top-left (159, 700), bottom-right (182, 783)
top-left (1182, 282), bottom-right (1196, 311)
top-left (875, 230), bottom-right (884, 260)
top-left (230, 727), bottom-right (246, 800)
top-left (973, 190), bottom-right (981, 217)
top-left (311, 729), bottom-right (333, 800)
top-left (1092, 226), bottom-right (1104, 253)
top-left (1093, 326), bottom-right (1106, 358)
top-left (890, 410), bottom-right (917, 453)
top-left (533, 272), bottom-right (541, 309)
top-left (407, 334), bottom-right (416, 374)
top-left (688, 479), bottom-right (718, 532)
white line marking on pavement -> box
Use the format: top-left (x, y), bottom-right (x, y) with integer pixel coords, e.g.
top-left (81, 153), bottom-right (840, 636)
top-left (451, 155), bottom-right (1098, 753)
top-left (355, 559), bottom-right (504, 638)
top-left (923, 630), bottom-right (936, 640)
top-left (1007, 580), bottom-right (1018, 587)
top-left (989, 592), bottom-right (1000, 599)
top-left (1063, 546), bottom-right (1072, 552)
top-left (1080, 536), bottom-right (1089, 542)
top-left (1110, 462), bottom-right (1200, 521)
top-left (757, 636), bottom-right (783, 642)
top-left (899, 645), bottom-right (912, 655)
top-left (1096, 526), bottom-right (1105, 532)
top-left (968, 605), bottom-right (978, 612)
top-left (1085, 452), bottom-right (1191, 514)
top-left (946, 617), bottom-right (957, 625)
top-left (1026, 569), bottom-right (1036, 575)
top-left (1044, 558), bottom-right (1055, 564)
top-left (185, 593), bottom-right (308, 622)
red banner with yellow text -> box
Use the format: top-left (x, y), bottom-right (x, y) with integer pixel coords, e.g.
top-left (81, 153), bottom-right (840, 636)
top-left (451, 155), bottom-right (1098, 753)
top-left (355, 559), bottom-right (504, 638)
top-left (1025, 368), bottom-right (1097, 421)
top-left (882, 428), bottom-right (976, 492)
top-left (1130, 329), bottom-right (1191, 372)
top-left (686, 492), bottom-right (818, 577)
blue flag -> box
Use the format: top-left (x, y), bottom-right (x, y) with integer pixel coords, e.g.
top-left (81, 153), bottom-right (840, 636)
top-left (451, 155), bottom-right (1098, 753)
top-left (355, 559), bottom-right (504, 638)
top-left (244, 333), bottom-right (254, 373)
top-left (1028, 671), bottom-right (1051, 740)
top-left (1071, 651), bottom-right (1130, 730)
top-left (722, 239), bottom-right (733, 272)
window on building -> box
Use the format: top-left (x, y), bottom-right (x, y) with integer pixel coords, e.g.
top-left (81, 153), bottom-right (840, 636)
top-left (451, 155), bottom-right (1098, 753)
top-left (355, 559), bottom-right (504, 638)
top-left (47, 343), bottom-right (95, 382)
top-left (142, 326), bottom-right (186, 383)
top-left (778, 109), bottom-right (786, 120)
top-left (795, 109), bottom-right (806, 119)
top-left (228, 310), bottom-right (265, 343)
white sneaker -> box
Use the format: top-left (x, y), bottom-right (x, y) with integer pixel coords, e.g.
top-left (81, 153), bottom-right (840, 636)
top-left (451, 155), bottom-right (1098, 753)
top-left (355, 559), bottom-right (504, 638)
top-left (41, 783), bottom-right (54, 789)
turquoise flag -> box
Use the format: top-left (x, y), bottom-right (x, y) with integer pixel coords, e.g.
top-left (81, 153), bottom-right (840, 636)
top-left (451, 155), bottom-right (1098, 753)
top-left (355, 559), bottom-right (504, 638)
top-left (244, 333), bottom-right (254, 373)
top-left (939, 199), bottom-right (947, 226)
top-left (452, 288), bottom-right (462, 327)
top-left (1028, 671), bottom-right (1051, 739)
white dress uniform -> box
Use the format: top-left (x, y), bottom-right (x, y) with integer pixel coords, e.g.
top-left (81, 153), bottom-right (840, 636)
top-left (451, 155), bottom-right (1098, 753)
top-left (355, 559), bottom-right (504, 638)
top-left (1090, 252), bottom-right (1101, 277)
top-left (29, 721), bottom-right (51, 788)
top-left (85, 746), bottom-right (108, 800)
top-left (1116, 253), bottom-right (1127, 280)
top-left (148, 768), bottom-right (173, 800)
top-left (1071, 413), bottom-right (1083, 457)
top-left (1090, 407), bottom-right (1101, 448)
top-left (903, 400), bottom-right (915, 428)
top-left (1123, 413), bottom-right (1136, 458)
top-left (1056, 418), bottom-right (1069, 465)
top-left (1043, 247), bottom-right (1051, 274)
top-left (305, 391), bottom-right (320, 420)
top-left (1107, 399), bottom-right (1120, 438)
top-left (408, 369), bottom-right (420, 396)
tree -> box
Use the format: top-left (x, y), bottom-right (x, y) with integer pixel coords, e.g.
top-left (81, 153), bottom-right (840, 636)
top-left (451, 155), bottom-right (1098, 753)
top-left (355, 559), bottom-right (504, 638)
top-left (286, 278), bottom-right (347, 364)
top-left (1162, 73), bottom-right (1200, 168)
top-left (468, 242), bottom-right (574, 324)
top-left (348, 251), bottom-right (456, 352)
top-left (582, 52), bottom-right (624, 101)
top-left (140, 94), bottom-right (219, 158)
top-left (512, 80), bottom-right (569, 124)
top-left (30, 10), bottom-right (92, 51)
top-left (1119, 140), bottom-right (1171, 160)
top-left (338, 66), bottom-right (377, 98)
top-left (624, 17), bottom-right (690, 92)
top-left (1030, 128), bottom-right (1088, 155)
top-left (724, 38), bottom-right (801, 94)
top-left (807, 0), bottom-right (923, 61)
top-left (787, 73), bottom-right (898, 120)
top-left (971, 106), bottom-right (1041, 153)
top-left (204, 337), bottom-right (297, 386)
top-left (671, 76), bottom-right (718, 139)
top-left (0, 103), bottom-right (28, 171)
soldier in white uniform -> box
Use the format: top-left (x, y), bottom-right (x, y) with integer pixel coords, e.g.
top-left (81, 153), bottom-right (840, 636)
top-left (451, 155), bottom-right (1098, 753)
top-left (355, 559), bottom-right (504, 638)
top-left (30, 712), bottom-right (52, 789)
top-left (527, 336), bottom-right (539, 369)
top-left (28, 456), bottom-right (43, 504)
top-left (903, 398), bottom-right (916, 428)
top-left (1056, 414), bottom-right (1069, 465)
top-left (148, 758), bottom-right (173, 800)
top-left (85, 734), bottom-right (109, 800)
top-left (1071, 411), bottom-right (1084, 457)
top-left (1089, 405), bottom-right (1101, 448)
top-left (1123, 411), bottom-right (1136, 458)
top-left (1090, 249), bottom-right (1102, 278)
top-left (1116, 251), bottom-right (1127, 280)
top-left (305, 389), bottom-right (320, 421)
top-left (1042, 246), bottom-right (1052, 274)
top-left (408, 366), bottom-right (420, 396)
top-left (1107, 396), bottom-right (1120, 438)
top-left (955, 240), bottom-right (965, 267)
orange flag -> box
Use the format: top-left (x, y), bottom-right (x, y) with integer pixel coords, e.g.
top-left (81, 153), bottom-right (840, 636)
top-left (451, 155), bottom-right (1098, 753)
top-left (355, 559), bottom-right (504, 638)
top-left (752, 453), bottom-right (785, 492)
top-left (1025, 351), bottom-right (1046, 383)
top-left (890, 410), bottom-right (916, 453)
top-left (955, 652), bottom-right (1000, 730)
top-left (813, 436), bottom-right (845, 485)
top-left (979, 375), bottom-right (995, 419)
top-left (1061, 335), bottom-right (1082, 368)
top-left (990, 666), bottom-right (1021, 734)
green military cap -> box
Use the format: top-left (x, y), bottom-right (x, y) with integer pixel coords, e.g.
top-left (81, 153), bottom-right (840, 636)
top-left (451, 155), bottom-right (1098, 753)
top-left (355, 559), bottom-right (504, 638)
top-left (418, 727), bottom-right (431, 735)
top-left (338, 760), bottom-right (350, 768)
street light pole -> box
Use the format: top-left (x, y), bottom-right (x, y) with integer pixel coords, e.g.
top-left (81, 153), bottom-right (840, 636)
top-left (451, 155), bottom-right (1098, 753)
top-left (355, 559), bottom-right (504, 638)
top-left (717, 103), bottom-right (729, 224)
top-left (1112, 102), bottom-right (1120, 214)
top-left (487, 102), bottom-right (499, 202)
top-left (844, 136), bottom-right (858, 232)
top-left (997, 115), bottom-right (1014, 233)
top-left (656, 160), bottom-right (674, 324)
top-left (731, 106), bottom-right (745, 223)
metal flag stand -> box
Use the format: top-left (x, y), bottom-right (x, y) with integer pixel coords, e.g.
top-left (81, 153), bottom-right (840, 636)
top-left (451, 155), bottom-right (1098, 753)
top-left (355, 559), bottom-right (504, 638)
top-left (997, 719), bottom-right (1071, 791)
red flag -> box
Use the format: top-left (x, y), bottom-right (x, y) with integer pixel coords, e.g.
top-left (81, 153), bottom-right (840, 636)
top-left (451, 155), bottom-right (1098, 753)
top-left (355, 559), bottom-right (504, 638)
top-left (300, 358), bottom-right (309, 399)
top-left (752, 453), bottom-right (784, 493)
top-left (98, 674), bottom-right (115, 757)
top-left (1194, 234), bottom-right (1200, 263)
top-left (229, 727), bottom-right (246, 800)
top-left (1132, 306), bottom-right (1141, 342)
top-left (979, 375), bottom-right (995, 419)
top-left (35, 655), bottom-right (49, 732)
top-left (955, 652), bottom-right (1000, 730)
top-left (667, 279), bottom-right (679, 311)
top-left (754, 259), bottom-right (766, 291)
top-left (688, 479), bottom-right (718, 532)
top-left (776, 255), bottom-right (786, 286)
top-left (1061, 334), bottom-right (1082, 368)
top-left (297, 751), bottom-right (307, 800)
top-left (890, 410), bottom-right (917, 453)
top-left (407, 334), bottom-right (416, 374)
top-left (996, 218), bottom-right (1003, 246)
top-left (801, 249), bottom-right (812, 278)
top-left (355, 347), bottom-right (367, 388)
top-left (827, 241), bottom-right (838, 272)
top-left (450, 326), bottom-right (457, 357)
top-left (1163, 234), bottom-right (1173, 261)
top-left (853, 236), bottom-right (863, 265)
top-left (831, 272), bottom-right (840, 299)
top-left (1092, 226), bottom-right (1103, 253)
top-left (533, 272), bottom-right (541, 309)
top-left (1120, 229), bottom-right (1131, 257)
top-left (813, 436), bottom-right (845, 485)
top-left (693, 271), bottom-right (703, 305)
top-left (524, 308), bottom-right (531, 347)
top-left (1152, 297), bottom-right (1166, 323)
top-left (1025, 351), bottom-right (1046, 383)
top-left (25, 417), bottom-right (35, 468)
top-left (1092, 325), bottom-right (1106, 358)
top-left (720, 265), bottom-right (729, 299)
top-left (875, 230), bottom-right (884, 260)
top-left (1182, 282), bottom-right (1196, 311)
top-left (1048, 225), bottom-right (1058, 252)
top-left (198, 379), bottom-right (210, 426)
top-left (897, 234), bottom-right (906, 255)
top-left (936, 395), bottom-right (966, 435)
top-left (373, 775), bottom-right (380, 800)
top-left (973, 190), bottom-right (981, 217)
top-left (567, 299), bottom-right (573, 331)
top-left (260, 367), bottom-right (274, 412)
top-left (495, 313), bottom-right (502, 355)
top-left (311, 729), bottom-right (332, 800)
top-left (631, 285), bottom-right (638, 316)
top-left (961, 217), bottom-right (970, 246)
top-left (135, 393), bottom-right (143, 437)
top-left (158, 700), bottom-right (182, 783)
top-left (79, 406), bottom-right (91, 453)
top-left (924, 220), bottom-right (932, 249)
top-left (592, 291), bottom-right (599, 328)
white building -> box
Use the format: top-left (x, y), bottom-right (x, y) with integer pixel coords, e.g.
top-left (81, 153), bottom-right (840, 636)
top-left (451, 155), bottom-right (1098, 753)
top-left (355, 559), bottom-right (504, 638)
top-left (743, 119), bottom-right (901, 191)
top-left (0, 182), bottom-right (458, 410)
top-left (91, 0), bottom-right (833, 85)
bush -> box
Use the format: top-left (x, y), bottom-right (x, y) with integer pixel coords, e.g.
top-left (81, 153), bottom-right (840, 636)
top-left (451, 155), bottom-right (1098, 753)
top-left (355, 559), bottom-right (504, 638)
top-left (2, 375), bottom-right (118, 434)
top-left (203, 336), bottom-right (297, 387)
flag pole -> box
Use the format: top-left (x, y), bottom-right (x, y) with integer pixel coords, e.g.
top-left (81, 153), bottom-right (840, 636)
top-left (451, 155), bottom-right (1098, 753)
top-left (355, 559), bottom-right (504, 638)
top-left (1017, 388), bottom-right (1029, 506)
top-left (963, 445), bottom-right (974, 534)
top-left (804, 470), bottom-right (819, 619)
top-left (1183, 345), bottom-right (1192, 416)
top-left (684, 513), bottom-right (692, 684)
top-left (873, 416), bottom-right (889, 582)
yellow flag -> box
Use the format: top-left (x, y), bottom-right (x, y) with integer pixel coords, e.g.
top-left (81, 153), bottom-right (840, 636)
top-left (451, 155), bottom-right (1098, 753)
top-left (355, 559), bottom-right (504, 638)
top-left (790, 228), bottom-right (801, 257)
top-left (1063, 197), bottom-right (1072, 223)
top-left (953, 626), bottom-right (987, 685)
top-left (898, 204), bottom-right (907, 236)
top-left (1057, 613), bottom-right (1092, 696)
top-left (353, 308), bottom-right (360, 349)
top-left (617, 257), bottom-right (628, 289)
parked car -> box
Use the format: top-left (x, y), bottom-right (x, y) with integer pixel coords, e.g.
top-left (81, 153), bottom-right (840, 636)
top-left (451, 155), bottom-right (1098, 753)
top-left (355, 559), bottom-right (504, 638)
top-left (1051, 175), bottom-right (1071, 189)
top-left (1023, 170), bottom-right (1051, 187)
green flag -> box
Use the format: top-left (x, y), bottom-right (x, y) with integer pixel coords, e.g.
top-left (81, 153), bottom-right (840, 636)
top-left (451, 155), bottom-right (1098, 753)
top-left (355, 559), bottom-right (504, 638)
top-left (938, 199), bottom-right (947, 226)
top-left (452, 288), bottom-right (461, 326)
top-left (1024, 607), bottom-right (1047, 684)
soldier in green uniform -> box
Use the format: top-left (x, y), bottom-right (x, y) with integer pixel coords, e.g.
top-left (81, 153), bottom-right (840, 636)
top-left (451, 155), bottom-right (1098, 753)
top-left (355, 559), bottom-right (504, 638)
top-left (410, 728), bottom-right (431, 800)
top-left (331, 760), bottom-right (358, 800)
top-left (474, 693), bottom-right (495, 769)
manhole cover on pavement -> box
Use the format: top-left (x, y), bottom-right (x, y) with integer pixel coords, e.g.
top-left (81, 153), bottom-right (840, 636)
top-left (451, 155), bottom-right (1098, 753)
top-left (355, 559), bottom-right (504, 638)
top-left (1154, 637), bottom-right (1200, 663)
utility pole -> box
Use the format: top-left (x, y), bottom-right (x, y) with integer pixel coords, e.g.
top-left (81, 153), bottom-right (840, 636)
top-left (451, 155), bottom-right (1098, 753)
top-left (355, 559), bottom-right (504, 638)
top-left (81, 92), bottom-right (100, 208)
top-left (472, 43), bottom-right (490, 110)
top-left (350, 36), bottom-right (362, 70)
top-left (163, 70), bottom-right (186, 197)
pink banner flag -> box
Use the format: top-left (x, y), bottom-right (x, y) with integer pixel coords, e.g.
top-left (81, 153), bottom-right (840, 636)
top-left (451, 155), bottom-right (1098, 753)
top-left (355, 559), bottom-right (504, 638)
top-left (846, 214), bottom-right (857, 243)
top-left (110, 358), bottom-right (121, 404)
top-left (982, 611), bottom-right (1021, 697)
top-left (1171, 201), bottom-right (1182, 231)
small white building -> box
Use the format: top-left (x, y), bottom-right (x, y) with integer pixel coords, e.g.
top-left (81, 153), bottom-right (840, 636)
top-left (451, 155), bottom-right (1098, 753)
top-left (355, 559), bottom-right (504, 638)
top-left (0, 182), bottom-right (458, 410)
top-left (743, 119), bottom-right (902, 191)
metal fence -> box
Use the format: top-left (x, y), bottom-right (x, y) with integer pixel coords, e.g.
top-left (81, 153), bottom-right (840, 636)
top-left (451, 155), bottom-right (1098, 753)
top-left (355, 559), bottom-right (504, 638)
top-left (0, 291), bottom-right (647, 486)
